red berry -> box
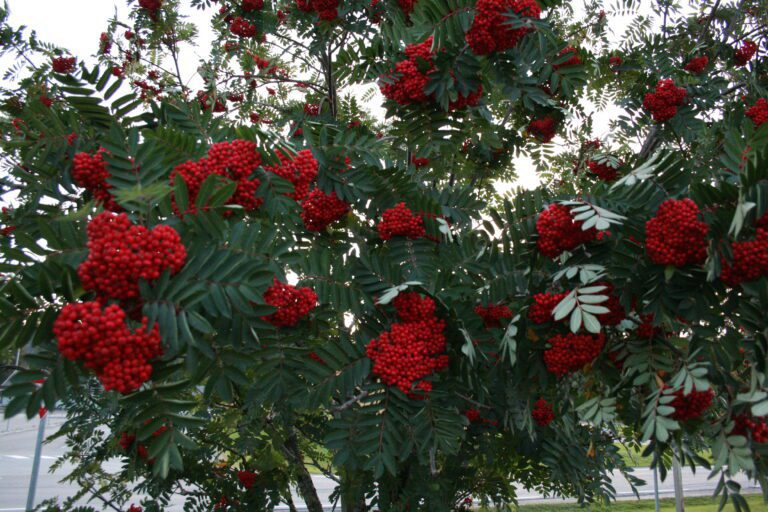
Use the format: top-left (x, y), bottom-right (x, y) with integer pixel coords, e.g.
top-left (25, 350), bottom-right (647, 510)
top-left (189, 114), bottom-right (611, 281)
top-left (746, 98), bottom-right (768, 128)
top-left (553, 46), bottom-right (582, 69)
top-left (73, 149), bottom-right (121, 211)
top-left (733, 40), bottom-right (758, 67)
top-left (138, 0), bottom-right (163, 19)
top-left (532, 398), bottom-right (555, 426)
top-left (528, 116), bottom-right (558, 143)
top-left (668, 388), bottom-right (713, 421)
top-left (645, 198), bottom-right (708, 267)
top-left (171, 139), bottom-right (263, 215)
top-left (683, 55), bottom-right (709, 74)
top-left (380, 37), bottom-right (482, 109)
top-left (643, 79), bottom-right (687, 122)
top-left (474, 304), bottom-right (512, 328)
top-left (536, 203), bottom-right (597, 258)
top-left (77, 212), bottom-right (187, 301)
top-left (301, 189), bottom-right (350, 231)
top-left (264, 149), bottom-right (319, 201)
top-left (464, 408), bottom-right (481, 422)
top-left (230, 16), bottom-right (258, 38)
top-left (54, 301), bottom-right (163, 394)
top-left (466, 0), bottom-right (541, 55)
top-left (242, 0), bottom-right (264, 11)
top-left (237, 470), bottom-right (258, 489)
top-left (586, 159), bottom-right (620, 181)
top-left (543, 332), bottom-right (605, 377)
top-left (262, 279), bottom-right (318, 327)
top-left (366, 293), bottom-right (448, 397)
top-left (52, 56), bottom-right (76, 74)
top-left (377, 202), bottom-right (426, 240)
top-left (721, 228), bottom-right (768, 286)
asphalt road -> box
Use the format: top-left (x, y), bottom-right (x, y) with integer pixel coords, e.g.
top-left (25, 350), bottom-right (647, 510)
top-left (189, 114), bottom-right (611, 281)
top-left (0, 414), bottom-right (761, 511)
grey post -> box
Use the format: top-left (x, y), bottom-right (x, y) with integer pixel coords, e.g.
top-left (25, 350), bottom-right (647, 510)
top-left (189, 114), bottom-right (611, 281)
top-left (26, 412), bottom-right (47, 512)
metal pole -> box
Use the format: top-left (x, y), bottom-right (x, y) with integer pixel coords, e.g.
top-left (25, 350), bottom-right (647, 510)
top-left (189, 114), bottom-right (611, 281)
top-left (672, 451), bottom-right (685, 512)
top-left (3, 349), bottom-right (21, 432)
top-left (653, 464), bottom-right (661, 512)
top-left (25, 412), bottom-right (47, 512)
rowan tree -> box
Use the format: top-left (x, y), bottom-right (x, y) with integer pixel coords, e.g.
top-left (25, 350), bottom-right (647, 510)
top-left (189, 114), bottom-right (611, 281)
top-left (0, 0), bottom-right (767, 511)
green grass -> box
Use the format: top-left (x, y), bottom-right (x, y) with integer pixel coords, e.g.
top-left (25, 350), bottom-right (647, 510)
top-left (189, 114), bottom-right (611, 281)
top-left (615, 442), bottom-right (654, 467)
top-left (515, 494), bottom-right (764, 511)
top-left (614, 443), bottom-right (712, 468)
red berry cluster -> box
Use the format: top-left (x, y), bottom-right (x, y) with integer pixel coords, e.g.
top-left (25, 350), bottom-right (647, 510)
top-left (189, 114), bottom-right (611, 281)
top-left (593, 282), bottom-right (626, 327)
top-left (380, 37), bottom-right (482, 109)
top-left (642, 79), bottom-right (687, 122)
top-left (78, 212), bottom-right (187, 301)
top-left (536, 203), bottom-right (597, 258)
top-left (366, 293), bottom-right (448, 397)
top-left (309, 351), bottom-right (326, 364)
top-left (230, 16), bottom-right (257, 38)
top-left (609, 56), bottom-right (622, 68)
top-left (636, 313), bottom-right (663, 339)
top-left (746, 98), bottom-right (768, 128)
top-left (197, 91), bottom-right (227, 112)
top-left (684, 55), bottom-right (709, 74)
top-left (528, 116), bottom-right (558, 143)
top-left (733, 415), bottom-right (768, 443)
top-left (587, 159), bottom-right (620, 182)
top-left (645, 198), bottom-right (708, 267)
top-left (721, 228), bottom-right (768, 286)
top-left (474, 304), bottom-right (512, 328)
top-left (118, 424), bottom-right (167, 460)
top-left (532, 398), bottom-right (555, 426)
top-left (734, 40), bottom-right (758, 66)
top-left (242, 0), bottom-right (264, 11)
top-left (54, 302), bottom-right (162, 393)
top-left (397, 0), bottom-right (416, 15)
top-left (379, 39), bottom-right (431, 106)
top-left (669, 388), bottom-right (713, 421)
top-left (304, 103), bottom-right (320, 116)
top-left (262, 279), bottom-right (318, 327)
top-left (39, 95), bottom-right (53, 107)
top-left (464, 408), bottom-right (481, 422)
top-left (758, 211), bottom-right (768, 230)
top-left (238, 470), bottom-right (258, 489)
top-left (528, 284), bottom-right (623, 326)
top-left (264, 149), bottom-right (319, 201)
top-left (543, 332), bottom-right (605, 377)
top-left (138, 0), bottom-right (162, 19)
top-left (528, 291), bottom-right (568, 324)
top-left (300, 189), bottom-right (350, 231)
top-left (295, 0), bottom-right (339, 20)
top-left (553, 46), bottom-right (582, 69)
top-left (52, 56), bottom-right (76, 74)
top-left (465, 0), bottom-right (541, 55)
top-left (463, 408), bottom-right (498, 426)
top-left (128, 505), bottom-right (143, 512)
top-left (99, 32), bottom-right (112, 55)
top-left (171, 140), bottom-right (263, 215)
top-left (377, 202), bottom-right (426, 240)
top-left (72, 149), bottom-right (121, 211)
top-left (411, 156), bottom-right (430, 167)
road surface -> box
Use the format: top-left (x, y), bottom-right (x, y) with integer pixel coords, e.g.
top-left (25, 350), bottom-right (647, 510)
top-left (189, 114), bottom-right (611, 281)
top-left (0, 413), bottom-right (760, 511)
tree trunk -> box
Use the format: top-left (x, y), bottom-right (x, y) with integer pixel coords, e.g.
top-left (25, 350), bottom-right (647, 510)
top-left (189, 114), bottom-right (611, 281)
top-left (282, 429), bottom-right (324, 512)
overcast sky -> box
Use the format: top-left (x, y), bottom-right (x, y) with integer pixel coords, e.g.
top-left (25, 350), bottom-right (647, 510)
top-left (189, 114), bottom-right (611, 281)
top-left (4, 0), bottom-right (657, 191)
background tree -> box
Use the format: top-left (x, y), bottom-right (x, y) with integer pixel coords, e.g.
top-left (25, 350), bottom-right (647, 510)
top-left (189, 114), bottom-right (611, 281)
top-left (0, 0), bottom-right (767, 511)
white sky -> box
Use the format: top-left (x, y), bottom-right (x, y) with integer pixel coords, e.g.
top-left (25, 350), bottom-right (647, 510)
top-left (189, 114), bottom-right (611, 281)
top-left (4, 0), bottom-right (656, 192)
